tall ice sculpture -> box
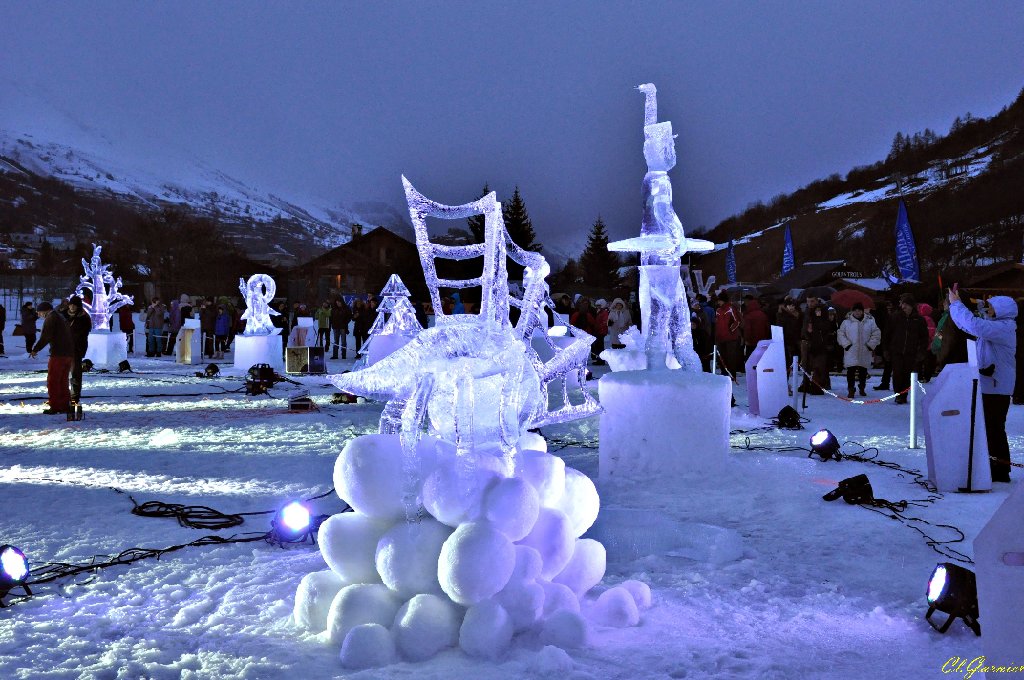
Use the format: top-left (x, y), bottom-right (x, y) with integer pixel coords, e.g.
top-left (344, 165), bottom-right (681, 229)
top-left (598, 84), bottom-right (732, 482)
top-left (75, 244), bottom-right (132, 368)
top-left (292, 180), bottom-right (651, 668)
top-left (233, 274), bottom-right (284, 372)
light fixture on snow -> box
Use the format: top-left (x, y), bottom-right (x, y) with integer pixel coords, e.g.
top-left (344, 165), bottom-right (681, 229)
top-left (822, 474), bottom-right (874, 505)
top-left (117, 359), bottom-right (132, 373)
top-left (270, 501), bottom-right (328, 544)
top-left (195, 363), bottom-right (219, 379)
top-left (245, 363), bottom-right (277, 396)
top-left (81, 359), bottom-right (94, 372)
top-left (0, 545), bottom-right (31, 606)
top-left (808, 429), bottom-right (841, 461)
top-left (775, 405), bottom-right (801, 429)
top-left (926, 563), bottom-right (980, 636)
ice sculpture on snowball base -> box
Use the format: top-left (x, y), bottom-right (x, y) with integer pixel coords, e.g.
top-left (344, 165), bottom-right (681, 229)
top-left (293, 180), bottom-right (645, 667)
top-left (74, 244), bottom-right (133, 332)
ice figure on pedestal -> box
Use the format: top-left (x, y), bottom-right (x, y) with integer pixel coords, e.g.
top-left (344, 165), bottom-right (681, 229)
top-left (605, 83), bottom-right (715, 372)
top-left (74, 244), bottom-right (133, 331)
top-left (293, 179), bottom-right (647, 668)
top-left (238, 274), bottom-right (281, 336)
top-left (356, 274), bottom-right (423, 368)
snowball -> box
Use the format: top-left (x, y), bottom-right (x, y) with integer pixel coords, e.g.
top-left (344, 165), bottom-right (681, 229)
top-left (459, 600), bottom-right (514, 660)
top-left (422, 453), bottom-right (502, 527)
top-left (552, 539), bottom-right (606, 598)
top-left (590, 586), bottom-right (640, 627)
top-left (325, 583), bottom-right (402, 645)
top-left (375, 518), bottom-right (452, 599)
top-left (439, 522), bottom-right (516, 606)
top-left (495, 579), bottom-right (545, 632)
top-left (392, 594), bottom-right (463, 662)
top-left (511, 545), bottom-right (543, 582)
top-left (540, 581), bottom-right (581, 617)
top-left (620, 579), bottom-right (652, 610)
top-left (554, 468), bottom-right (600, 537)
top-left (517, 431), bottom-right (547, 453)
top-left (517, 507), bottom-right (575, 579)
top-left (482, 477), bottom-right (540, 541)
top-left (515, 450), bottom-right (565, 507)
top-left (317, 512), bottom-right (389, 584)
top-left (333, 434), bottom-right (405, 521)
top-left (293, 570), bottom-right (346, 633)
top-left (533, 645), bottom-right (575, 674)
top-left (539, 610), bottom-right (588, 649)
top-left (339, 623), bottom-right (397, 669)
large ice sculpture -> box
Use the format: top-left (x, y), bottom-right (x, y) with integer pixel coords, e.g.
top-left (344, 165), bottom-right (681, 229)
top-left (74, 244), bottom-right (133, 332)
top-left (604, 83), bottom-right (715, 372)
top-left (294, 181), bottom-right (643, 668)
top-left (239, 274), bottom-right (281, 336)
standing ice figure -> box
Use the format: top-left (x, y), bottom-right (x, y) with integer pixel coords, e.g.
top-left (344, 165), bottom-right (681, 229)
top-left (238, 274), bottom-right (280, 336)
top-left (607, 83), bottom-right (715, 371)
top-left (74, 244), bottom-right (133, 332)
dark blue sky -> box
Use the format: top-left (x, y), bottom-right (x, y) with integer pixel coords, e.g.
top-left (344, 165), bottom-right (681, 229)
top-left (4, 1), bottom-right (1024, 256)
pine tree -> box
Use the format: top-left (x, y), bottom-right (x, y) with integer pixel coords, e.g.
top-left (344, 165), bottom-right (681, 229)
top-left (503, 186), bottom-right (541, 252)
top-left (578, 216), bottom-right (621, 289)
top-left (467, 183), bottom-right (490, 244)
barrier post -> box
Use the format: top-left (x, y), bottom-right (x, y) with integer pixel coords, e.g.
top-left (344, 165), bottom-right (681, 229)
top-left (712, 344), bottom-right (718, 375)
top-left (909, 371), bottom-right (919, 449)
top-left (791, 356), bottom-right (800, 409)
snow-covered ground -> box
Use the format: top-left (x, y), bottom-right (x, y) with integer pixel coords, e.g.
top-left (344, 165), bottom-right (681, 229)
top-left (1, 329), bottom-right (1020, 679)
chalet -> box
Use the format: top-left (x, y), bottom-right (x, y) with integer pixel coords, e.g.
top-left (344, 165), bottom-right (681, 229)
top-left (964, 262), bottom-right (1024, 299)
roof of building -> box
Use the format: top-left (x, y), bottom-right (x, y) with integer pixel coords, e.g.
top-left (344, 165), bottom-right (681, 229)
top-left (760, 260), bottom-right (847, 294)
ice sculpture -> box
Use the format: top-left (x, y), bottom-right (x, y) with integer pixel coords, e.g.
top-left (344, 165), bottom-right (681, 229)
top-left (605, 83), bottom-right (715, 372)
top-left (74, 244), bottom-right (133, 331)
top-left (238, 274), bottom-right (280, 336)
top-left (294, 181), bottom-right (641, 667)
top-left (357, 275), bottom-right (423, 368)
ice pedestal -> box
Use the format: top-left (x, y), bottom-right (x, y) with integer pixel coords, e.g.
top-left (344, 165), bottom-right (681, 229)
top-left (921, 363), bottom-right (991, 492)
top-left (598, 370), bottom-right (731, 482)
top-left (974, 482), bottom-right (1024, 667)
top-left (234, 333), bottom-right (284, 372)
top-left (587, 508), bottom-right (742, 565)
top-left (744, 327), bottom-right (788, 418)
top-left (84, 331), bottom-right (127, 368)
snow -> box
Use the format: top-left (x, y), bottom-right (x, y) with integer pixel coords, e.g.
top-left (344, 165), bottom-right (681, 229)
top-left (1, 338), bottom-right (1022, 678)
top-left (438, 522), bottom-right (517, 606)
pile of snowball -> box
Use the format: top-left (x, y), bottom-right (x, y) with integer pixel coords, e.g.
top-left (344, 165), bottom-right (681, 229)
top-left (293, 431), bottom-right (651, 668)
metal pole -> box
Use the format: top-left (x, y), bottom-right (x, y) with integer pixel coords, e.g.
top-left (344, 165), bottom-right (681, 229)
top-left (909, 371), bottom-right (919, 449)
top-left (791, 355), bottom-right (800, 409)
top-left (712, 344), bottom-right (718, 375)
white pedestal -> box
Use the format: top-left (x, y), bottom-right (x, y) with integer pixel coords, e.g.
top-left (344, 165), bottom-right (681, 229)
top-left (367, 333), bottom-right (413, 367)
top-left (234, 334), bottom-right (284, 372)
top-left (84, 331), bottom-right (127, 369)
top-left (175, 326), bottom-right (202, 365)
top-left (598, 370), bottom-right (732, 483)
top-left (974, 483), bottom-right (1024, 668)
top-left (744, 338), bottom-right (788, 418)
top-left (921, 363), bottom-right (991, 492)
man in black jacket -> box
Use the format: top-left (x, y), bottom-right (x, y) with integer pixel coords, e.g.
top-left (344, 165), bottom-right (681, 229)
top-left (0, 302), bottom-right (5, 355)
top-left (30, 301), bottom-right (75, 414)
top-left (886, 293), bottom-right (930, 404)
top-left (64, 296), bottom-right (92, 402)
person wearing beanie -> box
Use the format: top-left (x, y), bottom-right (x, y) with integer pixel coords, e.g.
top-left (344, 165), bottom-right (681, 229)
top-left (29, 301), bottom-right (75, 414)
top-left (837, 302), bottom-right (881, 398)
top-left (64, 295), bottom-right (92, 403)
top-left (948, 288), bottom-right (1018, 482)
top-left (592, 299), bottom-right (609, 364)
top-left (886, 294), bottom-right (929, 404)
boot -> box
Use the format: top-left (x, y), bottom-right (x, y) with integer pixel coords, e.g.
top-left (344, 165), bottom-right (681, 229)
top-left (332, 352), bottom-right (339, 360)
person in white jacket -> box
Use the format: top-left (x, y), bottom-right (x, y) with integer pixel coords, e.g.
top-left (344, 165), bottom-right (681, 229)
top-left (606, 298), bottom-right (633, 349)
top-left (837, 303), bottom-right (881, 398)
top-left (948, 289), bottom-right (1018, 482)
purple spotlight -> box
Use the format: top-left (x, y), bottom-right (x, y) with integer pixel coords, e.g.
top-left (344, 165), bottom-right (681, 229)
top-left (281, 502), bottom-right (311, 533)
top-left (0, 544), bottom-right (31, 604)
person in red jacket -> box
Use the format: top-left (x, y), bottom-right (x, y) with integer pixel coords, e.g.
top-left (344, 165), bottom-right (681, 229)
top-left (741, 295), bottom-right (771, 360)
top-left (714, 292), bottom-right (743, 377)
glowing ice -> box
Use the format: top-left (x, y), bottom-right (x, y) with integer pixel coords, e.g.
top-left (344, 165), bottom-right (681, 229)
top-left (74, 244), bottom-right (133, 331)
top-left (238, 274), bottom-right (280, 336)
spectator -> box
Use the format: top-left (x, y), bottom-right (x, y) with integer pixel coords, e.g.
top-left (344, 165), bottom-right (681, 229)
top-left (713, 292), bottom-right (743, 377)
top-left (1016, 297), bottom-right (1024, 406)
top-left (592, 298), bottom-right (609, 364)
top-left (21, 301), bottom-right (37, 354)
top-left (607, 298), bottom-right (633, 349)
top-left (330, 298), bottom-right (352, 359)
top-left (64, 296), bottom-right (91, 403)
top-left (933, 297), bottom-right (967, 372)
top-left (777, 298), bottom-right (802, 370)
top-left (118, 303), bottom-right (136, 354)
top-left (570, 297), bottom-right (596, 336)
top-left (917, 302), bottom-right (937, 382)
top-left (315, 301), bottom-right (332, 352)
top-left (200, 298), bottom-right (217, 359)
top-left (451, 292), bottom-right (466, 314)
top-left (214, 305), bottom-right (232, 358)
top-left (741, 295), bottom-right (771, 360)
top-left (145, 296), bottom-right (167, 357)
top-left (873, 299), bottom-right (896, 390)
top-left (29, 302), bottom-right (74, 414)
top-left (886, 293), bottom-right (929, 405)
top-left (0, 301), bottom-right (5, 355)
top-left (948, 289), bottom-right (1017, 482)
top-left (352, 299), bottom-right (371, 353)
top-left (837, 302), bottom-right (880, 398)
top-left (800, 304), bottom-right (836, 394)
top-left (554, 294), bottom-right (573, 317)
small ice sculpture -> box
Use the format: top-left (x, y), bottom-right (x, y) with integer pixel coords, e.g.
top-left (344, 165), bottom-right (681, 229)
top-left (606, 83), bottom-right (716, 372)
top-left (74, 244), bottom-right (133, 332)
top-left (238, 274), bottom-right (280, 336)
top-left (356, 274), bottom-right (423, 369)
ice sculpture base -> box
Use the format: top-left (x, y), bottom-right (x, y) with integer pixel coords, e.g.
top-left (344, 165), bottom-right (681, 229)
top-left (367, 334), bottom-right (414, 367)
top-left (921, 363), bottom-right (991, 492)
top-left (234, 334), bottom-right (284, 372)
top-left (598, 370), bottom-right (731, 482)
top-left (600, 348), bottom-right (679, 372)
top-left (587, 508), bottom-right (742, 565)
top-left (84, 331), bottom-right (128, 369)
top-left (974, 482), bottom-right (1024, 667)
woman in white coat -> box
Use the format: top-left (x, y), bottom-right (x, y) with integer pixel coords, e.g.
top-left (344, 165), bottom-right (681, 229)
top-left (606, 298), bottom-right (633, 349)
top-left (837, 302), bottom-right (881, 398)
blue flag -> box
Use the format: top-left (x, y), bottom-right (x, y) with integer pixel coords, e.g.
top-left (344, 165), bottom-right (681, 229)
top-left (726, 239), bottom-right (737, 284)
top-left (894, 199), bottom-right (920, 282)
top-left (782, 224), bottom-right (795, 275)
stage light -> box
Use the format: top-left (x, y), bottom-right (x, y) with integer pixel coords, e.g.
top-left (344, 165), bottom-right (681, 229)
top-left (776, 405), bottom-right (801, 429)
top-left (926, 563), bottom-right (980, 636)
top-left (117, 360), bottom-right (132, 373)
top-left (809, 429), bottom-right (841, 461)
top-left (822, 474), bottom-right (874, 504)
top-left (0, 545), bottom-right (31, 605)
top-left (288, 393), bottom-right (315, 411)
top-left (245, 363), bottom-right (277, 396)
top-left (270, 501), bottom-right (328, 544)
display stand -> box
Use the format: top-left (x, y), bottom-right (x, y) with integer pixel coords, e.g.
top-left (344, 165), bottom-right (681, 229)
top-left (84, 330), bottom-right (128, 369)
top-left (288, 317), bottom-right (316, 348)
top-left (175, 319), bottom-right (202, 365)
top-left (921, 341), bottom-right (991, 492)
top-left (286, 346), bottom-right (326, 374)
top-left (975, 483), bottom-right (1024, 658)
top-left (234, 331), bottom-right (284, 372)
top-left (744, 326), bottom-right (788, 418)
